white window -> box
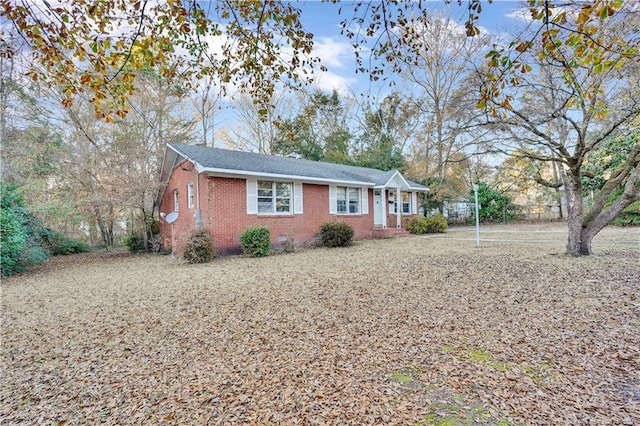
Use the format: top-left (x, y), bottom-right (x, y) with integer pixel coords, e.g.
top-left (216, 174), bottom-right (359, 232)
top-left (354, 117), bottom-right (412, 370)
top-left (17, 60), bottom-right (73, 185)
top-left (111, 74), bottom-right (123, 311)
top-left (337, 187), bottom-right (360, 214)
top-left (388, 191), bottom-right (396, 214)
top-left (402, 192), bottom-right (411, 214)
top-left (173, 189), bottom-right (179, 211)
top-left (389, 191), bottom-right (411, 214)
top-left (257, 181), bottom-right (292, 214)
top-left (187, 183), bottom-right (194, 209)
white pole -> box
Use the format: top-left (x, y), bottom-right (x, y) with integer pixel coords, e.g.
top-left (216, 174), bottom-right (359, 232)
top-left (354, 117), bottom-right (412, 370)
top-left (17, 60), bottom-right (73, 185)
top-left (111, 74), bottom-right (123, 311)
top-left (473, 183), bottom-right (480, 247)
top-left (170, 222), bottom-right (175, 258)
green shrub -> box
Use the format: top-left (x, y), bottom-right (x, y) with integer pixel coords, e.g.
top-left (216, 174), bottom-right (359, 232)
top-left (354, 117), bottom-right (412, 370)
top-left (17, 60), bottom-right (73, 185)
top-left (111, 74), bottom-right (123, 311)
top-left (425, 214), bottom-right (448, 233)
top-left (611, 201), bottom-right (640, 226)
top-left (124, 235), bottom-right (147, 253)
top-left (18, 239), bottom-right (49, 268)
top-left (319, 221), bottom-right (354, 247)
top-left (470, 182), bottom-right (516, 223)
top-left (1, 183), bottom-right (91, 275)
top-left (149, 220), bottom-right (160, 234)
top-left (1, 208), bottom-right (27, 277)
top-left (124, 219), bottom-right (161, 253)
top-left (612, 212), bottom-right (640, 226)
top-left (240, 226), bottom-right (271, 257)
top-left (48, 232), bottom-right (90, 255)
top-left (1, 183), bottom-right (55, 275)
top-left (406, 214), bottom-right (448, 234)
top-left (406, 216), bottom-right (429, 235)
top-left (183, 230), bottom-right (215, 263)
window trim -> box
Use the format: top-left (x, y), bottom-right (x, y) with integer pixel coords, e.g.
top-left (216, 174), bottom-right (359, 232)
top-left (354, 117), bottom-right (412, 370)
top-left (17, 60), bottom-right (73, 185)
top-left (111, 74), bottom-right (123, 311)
top-left (187, 183), bottom-right (194, 209)
top-left (257, 180), bottom-right (293, 215)
top-left (173, 189), bottom-right (179, 212)
top-left (402, 191), bottom-right (411, 214)
top-left (336, 186), bottom-right (361, 215)
top-left (388, 191), bottom-right (413, 215)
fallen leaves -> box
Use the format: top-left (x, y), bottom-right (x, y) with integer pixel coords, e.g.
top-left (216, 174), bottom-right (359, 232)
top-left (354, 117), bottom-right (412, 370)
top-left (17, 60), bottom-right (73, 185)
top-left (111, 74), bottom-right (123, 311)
top-left (1, 224), bottom-right (638, 424)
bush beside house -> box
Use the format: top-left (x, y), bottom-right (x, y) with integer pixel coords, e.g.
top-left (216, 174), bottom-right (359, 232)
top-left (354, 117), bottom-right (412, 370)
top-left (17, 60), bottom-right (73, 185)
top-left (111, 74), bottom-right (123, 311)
top-left (406, 214), bottom-right (448, 234)
top-left (240, 226), bottom-right (271, 257)
top-left (319, 221), bottom-right (354, 247)
top-left (183, 230), bottom-right (215, 263)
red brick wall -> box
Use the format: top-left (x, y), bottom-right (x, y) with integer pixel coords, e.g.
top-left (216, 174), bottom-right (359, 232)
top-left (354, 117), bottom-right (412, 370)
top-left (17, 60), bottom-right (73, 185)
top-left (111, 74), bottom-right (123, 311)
top-left (159, 168), bottom-right (417, 255)
top-left (158, 160), bottom-right (201, 254)
top-left (208, 177), bottom-right (374, 254)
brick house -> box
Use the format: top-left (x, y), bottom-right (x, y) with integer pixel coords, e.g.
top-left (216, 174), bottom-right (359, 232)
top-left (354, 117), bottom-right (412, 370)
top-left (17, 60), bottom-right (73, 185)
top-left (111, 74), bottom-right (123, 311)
top-left (157, 143), bottom-right (427, 255)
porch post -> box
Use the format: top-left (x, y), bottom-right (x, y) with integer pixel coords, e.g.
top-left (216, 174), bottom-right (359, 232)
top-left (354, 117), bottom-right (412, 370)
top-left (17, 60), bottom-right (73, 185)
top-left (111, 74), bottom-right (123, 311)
top-left (396, 186), bottom-right (402, 228)
top-left (381, 188), bottom-right (387, 228)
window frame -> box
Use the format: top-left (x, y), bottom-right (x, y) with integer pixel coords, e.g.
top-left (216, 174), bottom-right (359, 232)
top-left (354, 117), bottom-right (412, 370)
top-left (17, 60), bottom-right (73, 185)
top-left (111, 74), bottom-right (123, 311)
top-left (402, 191), bottom-right (411, 214)
top-left (173, 189), bottom-right (179, 212)
top-left (336, 186), bottom-right (361, 215)
top-left (187, 183), bottom-right (194, 209)
top-left (257, 180), bottom-right (293, 215)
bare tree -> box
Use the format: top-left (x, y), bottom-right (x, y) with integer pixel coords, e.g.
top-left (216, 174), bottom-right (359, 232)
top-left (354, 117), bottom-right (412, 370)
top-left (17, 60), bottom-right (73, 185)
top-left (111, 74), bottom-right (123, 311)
top-left (394, 14), bottom-right (493, 209)
top-left (480, 12), bottom-right (640, 255)
top-left (190, 75), bottom-right (220, 148)
top-left (222, 92), bottom-right (294, 154)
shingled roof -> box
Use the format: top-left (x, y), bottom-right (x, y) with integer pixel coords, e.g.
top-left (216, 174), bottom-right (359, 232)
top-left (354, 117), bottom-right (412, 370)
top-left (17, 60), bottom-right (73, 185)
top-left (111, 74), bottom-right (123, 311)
top-left (161, 143), bottom-right (427, 190)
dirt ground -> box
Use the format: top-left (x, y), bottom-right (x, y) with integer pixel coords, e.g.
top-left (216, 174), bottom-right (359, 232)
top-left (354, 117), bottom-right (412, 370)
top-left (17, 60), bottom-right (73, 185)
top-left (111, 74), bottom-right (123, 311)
top-left (1, 223), bottom-right (639, 425)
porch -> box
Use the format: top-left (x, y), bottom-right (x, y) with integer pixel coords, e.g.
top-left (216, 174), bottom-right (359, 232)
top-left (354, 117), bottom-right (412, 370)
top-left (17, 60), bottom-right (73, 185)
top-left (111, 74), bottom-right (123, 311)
top-left (370, 171), bottom-right (427, 238)
top-left (371, 226), bottom-right (411, 239)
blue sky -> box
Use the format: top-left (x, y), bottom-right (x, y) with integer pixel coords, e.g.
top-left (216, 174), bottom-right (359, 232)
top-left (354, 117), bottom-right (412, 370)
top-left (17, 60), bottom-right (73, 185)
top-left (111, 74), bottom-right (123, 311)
top-left (288, 1), bottom-right (528, 96)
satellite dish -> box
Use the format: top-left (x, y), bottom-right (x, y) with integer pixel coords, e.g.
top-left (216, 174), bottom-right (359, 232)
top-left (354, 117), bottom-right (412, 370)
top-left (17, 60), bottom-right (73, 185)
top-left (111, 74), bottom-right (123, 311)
top-left (166, 212), bottom-right (179, 224)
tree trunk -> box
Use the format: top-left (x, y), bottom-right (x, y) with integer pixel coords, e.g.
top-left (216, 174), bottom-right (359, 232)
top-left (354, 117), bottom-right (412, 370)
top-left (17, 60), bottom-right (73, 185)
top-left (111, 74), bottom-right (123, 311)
top-left (564, 166), bottom-right (640, 255)
top-left (552, 161), bottom-right (564, 219)
top-left (141, 207), bottom-right (150, 254)
top-left (564, 174), bottom-right (585, 256)
top-left (579, 227), bottom-right (595, 256)
top-left (580, 183), bottom-right (640, 255)
top-left (94, 205), bottom-right (114, 248)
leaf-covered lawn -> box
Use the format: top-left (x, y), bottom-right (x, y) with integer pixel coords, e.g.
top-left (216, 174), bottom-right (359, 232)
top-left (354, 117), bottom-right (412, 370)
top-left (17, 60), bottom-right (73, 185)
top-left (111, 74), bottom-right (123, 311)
top-left (2, 224), bottom-right (639, 425)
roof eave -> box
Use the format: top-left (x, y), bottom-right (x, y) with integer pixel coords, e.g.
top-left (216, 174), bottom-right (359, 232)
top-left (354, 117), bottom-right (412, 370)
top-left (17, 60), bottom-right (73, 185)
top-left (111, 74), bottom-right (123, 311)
top-left (382, 170), bottom-right (412, 188)
top-left (155, 146), bottom-right (179, 208)
top-left (373, 184), bottom-right (428, 192)
top-left (200, 167), bottom-right (375, 187)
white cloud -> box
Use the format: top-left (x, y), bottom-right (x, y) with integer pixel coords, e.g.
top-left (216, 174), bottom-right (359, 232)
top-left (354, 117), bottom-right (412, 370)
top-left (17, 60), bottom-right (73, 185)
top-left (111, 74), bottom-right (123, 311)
top-left (275, 35), bottom-right (357, 94)
top-left (311, 69), bottom-right (355, 94)
top-left (505, 4), bottom-right (586, 25)
top-left (312, 36), bottom-right (353, 68)
top-left (305, 36), bottom-right (359, 94)
top-left (505, 8), bottom-right (533, 23)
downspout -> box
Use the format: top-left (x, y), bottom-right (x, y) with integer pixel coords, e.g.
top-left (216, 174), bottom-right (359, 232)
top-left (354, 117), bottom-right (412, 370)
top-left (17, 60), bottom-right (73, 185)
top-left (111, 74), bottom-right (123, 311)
top-left (194, 165), bottom-right (202, 230)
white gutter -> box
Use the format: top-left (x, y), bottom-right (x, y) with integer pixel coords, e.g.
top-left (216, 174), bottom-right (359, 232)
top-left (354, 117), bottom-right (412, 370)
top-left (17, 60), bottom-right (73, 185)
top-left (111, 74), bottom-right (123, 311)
top-left (373, 184), bottom-right (428, 192)
top-left (199, 167), bottom-right (376, 187)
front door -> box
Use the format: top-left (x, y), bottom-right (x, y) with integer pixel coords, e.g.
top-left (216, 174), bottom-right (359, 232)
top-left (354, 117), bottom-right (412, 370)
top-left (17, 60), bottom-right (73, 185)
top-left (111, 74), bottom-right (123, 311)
top-left (374, 190), bottom-right (382, 226)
